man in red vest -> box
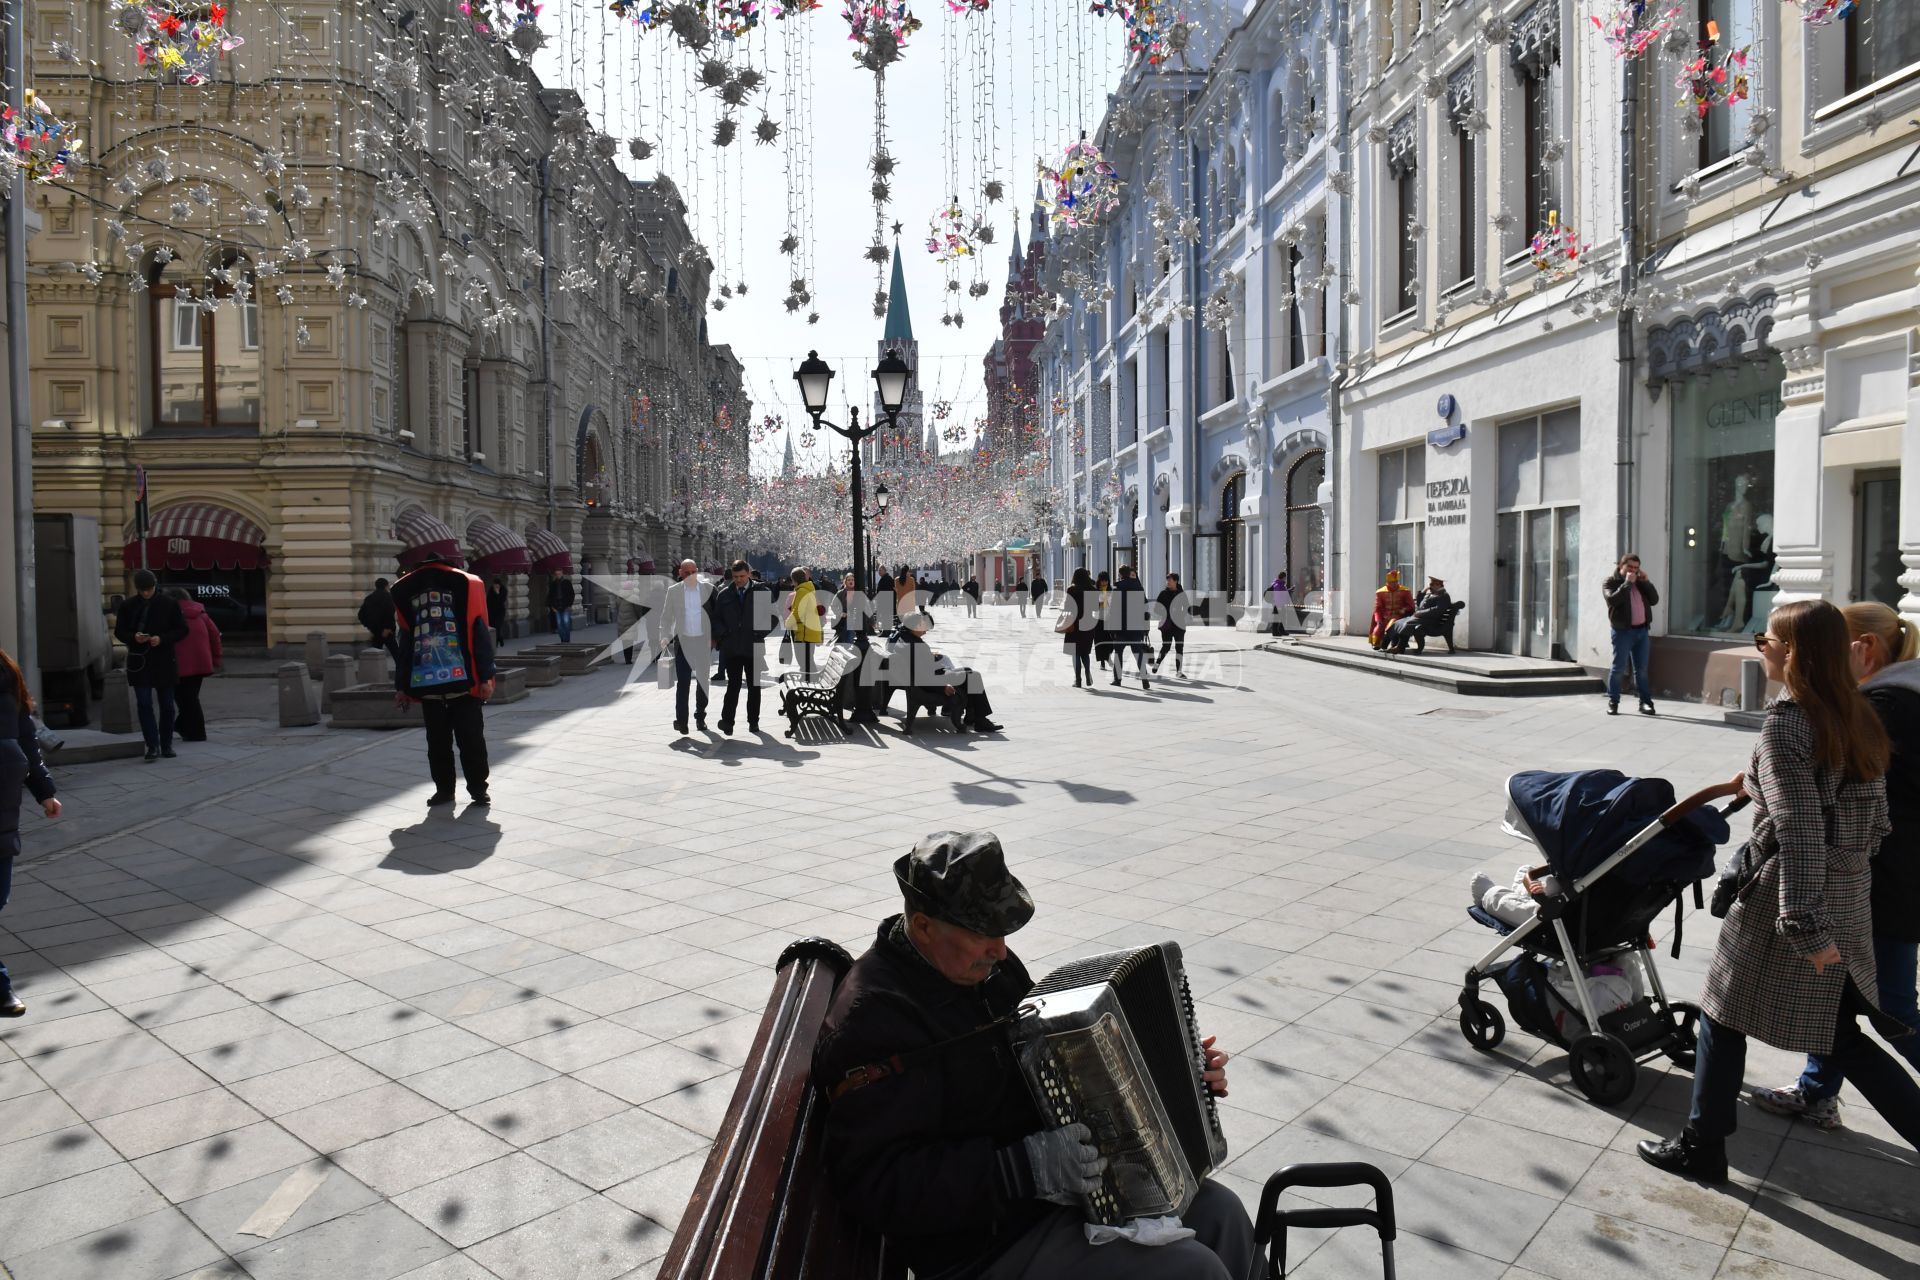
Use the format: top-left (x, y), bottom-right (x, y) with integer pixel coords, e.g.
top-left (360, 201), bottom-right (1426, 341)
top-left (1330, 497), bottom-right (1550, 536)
top-left (392, 553), bottom-right (497, 806)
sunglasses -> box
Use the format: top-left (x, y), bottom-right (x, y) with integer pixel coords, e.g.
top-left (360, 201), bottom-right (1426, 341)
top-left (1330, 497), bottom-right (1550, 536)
top-left (1753, 634), bottom-right (1779, 650)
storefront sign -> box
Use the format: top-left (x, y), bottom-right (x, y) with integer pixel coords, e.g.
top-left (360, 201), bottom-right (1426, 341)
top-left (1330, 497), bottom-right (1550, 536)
top-left (1426, 477), bottom-right (1470, 527)
top-left (1427, 421), bottom-right (1467, 448)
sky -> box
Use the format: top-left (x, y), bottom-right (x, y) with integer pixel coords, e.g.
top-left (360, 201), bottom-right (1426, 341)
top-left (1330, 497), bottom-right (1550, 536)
top-left (532, 1), bottom-right (1124, 475)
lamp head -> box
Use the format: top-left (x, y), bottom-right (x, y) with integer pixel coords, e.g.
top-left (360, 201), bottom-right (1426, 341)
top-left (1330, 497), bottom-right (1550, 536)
top-left (793, 350), bottom-right (833, 422)
top-left (873, 348), bottom-right (911, 419)
top-left (876, 481), bottom-right (891, 512)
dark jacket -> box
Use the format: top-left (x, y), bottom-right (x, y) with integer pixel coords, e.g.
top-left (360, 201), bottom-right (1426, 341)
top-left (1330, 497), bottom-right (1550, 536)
top-left (114, 591), bottom-right (190, 689)
top-left (1602, 573), bottom-right (1658, 631)
top-left (1064, 584), bottom-right (1098, 653)
top-left (964, 580), bottom-right (982, 602)
top-left (391, 563), bottom-right (496, 698)
top-left (1107, 575), bottom-right (1150, 644)
top-left (487, 582), bottom-right (508, 627)
top-left (1029, 577), bottom-right (1048, 598)
top-left (547, 578), bottom-right (576, 611)
top-left (1, 683), bottom-right (57, 861)
top-left (1866, 662), bottom-right (1920, 943)
top-left (710, 580), bottom-right (773, 659)
top-left (1155, 586), bottom-right (1189, 636)
top-left (815, 917), bottom-right (1047, 1280)
top-left (358, 587), bottom-right (397, 639)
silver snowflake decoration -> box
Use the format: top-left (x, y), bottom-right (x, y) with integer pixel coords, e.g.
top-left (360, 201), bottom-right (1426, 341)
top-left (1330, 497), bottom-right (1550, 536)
top-left (871, 179), bottom-right (891, 204)
top-left (865, 240), bottom-right (890, 264)
top-left (169, 201), bottom-right (193, 220)
top-left (982, 179), bottom-right (1004, 203)
top-left (871, 150), bottom-right (896, 177)
top-left (276, 285), bottom-right (294, 304)
top-left (145, 152), bottom-right (175, 183)
top-left (113, 175), bottom-right (139, 195)
top-left (779, 233), bottom-right (799, 255)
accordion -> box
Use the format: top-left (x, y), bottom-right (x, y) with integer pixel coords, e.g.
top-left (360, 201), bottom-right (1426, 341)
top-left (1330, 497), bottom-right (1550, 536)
top-left (1013, 943), bottom-right (1228, 1224)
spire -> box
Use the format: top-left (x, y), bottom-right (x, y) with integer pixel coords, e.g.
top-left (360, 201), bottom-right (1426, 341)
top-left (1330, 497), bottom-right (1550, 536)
top-left (1030, 182), bottom-right (1049, 244)
top-left (780, 428), bottom-right (795, 478)
top-left (1006, 221), bottom-right (1024, 284)
top-left (883, 241), bottom-right (913, 342)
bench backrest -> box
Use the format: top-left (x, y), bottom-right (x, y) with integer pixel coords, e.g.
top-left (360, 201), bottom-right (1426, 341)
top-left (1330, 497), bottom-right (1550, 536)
top-left (657, 938), bottom-right (905, 1280)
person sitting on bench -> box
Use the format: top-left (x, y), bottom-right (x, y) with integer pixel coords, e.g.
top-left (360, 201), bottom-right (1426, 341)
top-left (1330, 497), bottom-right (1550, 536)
top-left (813, 832), bottom-right (1254, 1280)
top-left (893, 613), bottom-right (1002, 733)
top-left (1387, 576), bottom-right (1459, 654)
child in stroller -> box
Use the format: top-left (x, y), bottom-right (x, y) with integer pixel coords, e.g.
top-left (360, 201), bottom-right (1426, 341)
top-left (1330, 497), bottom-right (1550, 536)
top-left (1458, 770), bottom-right (1746, 1105)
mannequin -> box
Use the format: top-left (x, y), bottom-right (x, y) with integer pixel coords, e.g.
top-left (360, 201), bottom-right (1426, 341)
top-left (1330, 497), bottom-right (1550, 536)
top-left (1713, 513), bottom-right (1776, 634)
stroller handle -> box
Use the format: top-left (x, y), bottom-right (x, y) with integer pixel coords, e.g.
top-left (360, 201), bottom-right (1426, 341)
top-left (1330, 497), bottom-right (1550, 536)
top-left (1660, 778), bottom-right (1749, 826)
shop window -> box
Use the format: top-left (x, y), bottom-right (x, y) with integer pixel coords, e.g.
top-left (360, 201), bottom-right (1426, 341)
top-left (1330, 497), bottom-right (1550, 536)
top-left (1856, 470), bottom-right (1903, 607)
top-left (1377, 443), bottom-right (1425, 587)
top-left (1668, 360), bottom-right (1782, 637)
top-left (1286, 449), bottom-right (1327, 608)
top-left (1219, 472), bottom-right (1247, 606)
top-left (1495, 408), bottom-right (1582, 659)
top-left (1385, 111), bottom-right (1418, 318)
top-left (147, 252), bottom-right (261, 429)
top-left (1845, 5), bottom-right (1920, 95)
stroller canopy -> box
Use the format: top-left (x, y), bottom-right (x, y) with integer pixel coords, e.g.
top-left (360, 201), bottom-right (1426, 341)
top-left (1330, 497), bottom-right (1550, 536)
top-left (1506, 770), bottom-right (1729, 887)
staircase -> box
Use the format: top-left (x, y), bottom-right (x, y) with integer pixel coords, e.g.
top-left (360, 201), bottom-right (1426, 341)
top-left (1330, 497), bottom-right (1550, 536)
top-left (1259, 635), bottom-right (1607, 698)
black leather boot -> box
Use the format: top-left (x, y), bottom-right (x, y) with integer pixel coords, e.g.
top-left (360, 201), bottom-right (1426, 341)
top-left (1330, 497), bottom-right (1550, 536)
top-left (1636, 1129), bottom-right (1727, 1184)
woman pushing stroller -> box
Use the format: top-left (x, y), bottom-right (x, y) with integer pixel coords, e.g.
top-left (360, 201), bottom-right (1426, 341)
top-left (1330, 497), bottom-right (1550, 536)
top-left (1639, 600), bottom-right (1920, 1184)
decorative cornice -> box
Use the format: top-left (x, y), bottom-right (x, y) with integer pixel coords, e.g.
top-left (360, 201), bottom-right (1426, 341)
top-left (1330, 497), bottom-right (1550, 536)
top-left (1386, 111), bottom-right (1419, 178)
top-left (1508, 1), bottom-right (1559, 80)
top-left (1645, 290), bottom-right (1778, 393)
top-left (1447, 62), bottom-right (1477, 133)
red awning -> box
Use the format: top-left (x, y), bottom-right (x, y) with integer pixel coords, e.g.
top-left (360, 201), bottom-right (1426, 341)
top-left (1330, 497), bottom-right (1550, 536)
top-left (524, 526), bottom-right (573, 575)
top-left (124, 503), bottom-right (269, 571)
top-left (394, 508), bottom-right (464, 568)
top-left (467, 518), bottom-right (532, 576)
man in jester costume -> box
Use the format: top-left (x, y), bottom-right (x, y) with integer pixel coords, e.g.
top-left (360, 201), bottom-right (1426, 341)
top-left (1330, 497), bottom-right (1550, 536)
top-left (1368, 569), bottom-right (1416, 650)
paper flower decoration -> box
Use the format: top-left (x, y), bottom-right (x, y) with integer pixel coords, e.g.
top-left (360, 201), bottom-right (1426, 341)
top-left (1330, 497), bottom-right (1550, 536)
top-left (925, 198), bottom-right (977, 263)
top-left (1589, 2), bottom-right (1681, 60)
top-left (1789, 0), bottom-right (1856, 26)
top-left (2, 91), bottom-right (83, 183)
top-left (844, 0), bottom-right (921, 70)
top-left (1528, 211), bottom-right (1583, 280)
top-left (945, 0), bottom-right (989, 11)
top-left (112, 1), bottom-right (244, 85)
top-left (1090, 0), bottom-right (1184, 66)
top-left (462, 0), bottom-right (543, 38)
top-left (1675, 22), bottom-right (1750, 121)
top-left (1039, 138), bottom-right (1121, 229)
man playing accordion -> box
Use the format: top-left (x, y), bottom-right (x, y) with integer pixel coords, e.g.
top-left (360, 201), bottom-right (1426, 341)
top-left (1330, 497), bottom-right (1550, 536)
top-left (814, 831), bottom-right (1255, 1279)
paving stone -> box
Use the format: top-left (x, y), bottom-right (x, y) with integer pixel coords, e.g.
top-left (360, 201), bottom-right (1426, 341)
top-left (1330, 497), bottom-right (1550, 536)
top-left (0, 1162), bottom-right (169, 1255)
top-left (232, 1202), bottom-right (454, 1280)
top-left (465, 1192), bottom-right (670, 1279)
top-left (525, 1109), bottom-right (712, 1190)
top-left (399, 1047), bottom-right (559, 1111)
top-left (92, 1088), bottom-right (264, 1159)
top-left (5, 1087), bottom-right (86, 1145)
top-left (130, 1120), bottom-right (319, 1203)
top-left (512, 1019), bottom-right (654, 1073)
top-left (224, 1054), bottom-right (391, 1117)
top-left (1727, 1191), bottom-right (1920, 1279)
top-left (175, 1158), bottom-right (381, 1252)
top-left (331, 1115), bottom-right (516, 1197)
top-left (459, 1076), bottom-right (629, 1147)
top-left (573, 1043), bottom-right (734, 1106)
top-left (0, 1205), bottom-right (225, 1280)
top-left (274, 1081), bottom-right (446, 1153)
top-left (1513, 1203), bottom-right (1729, 1280)
top-left (0, 1123), bottom-right (124, 1198)
top-left (184, 1028), bottom-right (333, 1084)
top-left (345, 1024), bottom-right (497, 1078)
top-left (390, 1151), bottom-right (593, 1248)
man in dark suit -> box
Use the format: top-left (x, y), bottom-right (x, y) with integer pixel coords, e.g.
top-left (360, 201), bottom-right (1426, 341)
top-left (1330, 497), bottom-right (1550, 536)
top-left (711, 559), bottom-right (773, 735)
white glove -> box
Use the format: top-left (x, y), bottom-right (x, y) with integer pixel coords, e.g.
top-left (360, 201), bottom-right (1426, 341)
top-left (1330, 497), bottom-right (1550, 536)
top-left (1022, 1122), bottom-right (1107, 1206)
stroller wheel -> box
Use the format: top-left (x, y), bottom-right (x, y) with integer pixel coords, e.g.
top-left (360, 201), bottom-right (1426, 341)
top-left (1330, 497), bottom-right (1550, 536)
top-left (1663, 1001), bottom-right (1701, 1070)
top-left (1459, 1000), bottom-right (1506, 1051)
top-left (1570, 1033), bottom-right (1637, 1106)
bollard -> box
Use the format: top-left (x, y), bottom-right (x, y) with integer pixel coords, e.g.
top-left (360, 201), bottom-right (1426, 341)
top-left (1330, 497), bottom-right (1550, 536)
top-left (100, 667), bottom-right (135, 734)
top-left (304, 631), bottom-right (330, 679)
top-left (278, 662), bottom-right (321, 727)
top-left (1740, 657), bottom-right (1767, 713)
top-left (321, 654), bottom-right (355, 712)
top-left (357, 648), bottom-right (390, 687)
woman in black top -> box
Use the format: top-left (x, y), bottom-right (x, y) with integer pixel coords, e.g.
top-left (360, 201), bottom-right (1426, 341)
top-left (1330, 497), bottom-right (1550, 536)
top-left (1155, 574), bottom-right (1189, 676)
top-left (1063, 568), bottom-right (1097, 688)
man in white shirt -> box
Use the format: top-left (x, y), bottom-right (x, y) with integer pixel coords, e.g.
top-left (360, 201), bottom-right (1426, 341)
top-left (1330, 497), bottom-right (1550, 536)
top-left (661, 560), bottom-right (715, 735)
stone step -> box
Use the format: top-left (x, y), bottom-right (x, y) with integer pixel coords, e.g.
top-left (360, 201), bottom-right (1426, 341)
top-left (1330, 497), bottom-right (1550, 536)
top-left (1286, 635), bottom-right (1580, 679)
top-left (1259, 640), bottom-right (1606, 698)
top-left (494, 654), bottom-right (564, 686)
top-left (514, 644), bottom-right (604, 675)
top-left (328, 669), bottom-right (529, 729)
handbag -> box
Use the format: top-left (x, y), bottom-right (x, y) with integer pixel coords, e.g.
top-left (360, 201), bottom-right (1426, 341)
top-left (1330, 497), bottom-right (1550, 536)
top-left (779, 636), bottom-right (794, 664)
top-left (1709, 783), bottom-right (1839, 919)
top-left (1053, 612), bottom-right (1073, 635)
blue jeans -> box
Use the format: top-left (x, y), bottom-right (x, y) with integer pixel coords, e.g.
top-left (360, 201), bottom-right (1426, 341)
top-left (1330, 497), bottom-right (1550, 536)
top-left (1798, 937), bottom-right (1920, 1100)
top-left (1607, 625), bottom-right (1652, 706)
top-left (0, 855), bottom-right (13, 989)
top-left (134, 684), bottom-right (177, 751)
top-left (1692, 1006), bottom-right (1920, 1149)
top-left (554, 608), bottom-right (573, 642)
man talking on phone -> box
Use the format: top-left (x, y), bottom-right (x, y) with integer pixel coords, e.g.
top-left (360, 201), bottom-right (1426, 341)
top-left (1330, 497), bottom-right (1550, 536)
top-left (114, 569), bottom-right (190, 762)
top-left (392, 552), bottom-right (497, 806)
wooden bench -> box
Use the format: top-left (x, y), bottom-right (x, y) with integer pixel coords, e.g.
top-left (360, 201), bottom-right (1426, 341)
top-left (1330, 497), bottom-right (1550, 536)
top-left (657, 937), bottom-right (904, 1280)
top-left (778, 643), bottom-right (863, 736)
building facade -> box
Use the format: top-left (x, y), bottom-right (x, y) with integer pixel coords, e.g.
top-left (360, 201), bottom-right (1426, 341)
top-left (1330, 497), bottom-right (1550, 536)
top-left (24, 1), bottom-right (745, 650)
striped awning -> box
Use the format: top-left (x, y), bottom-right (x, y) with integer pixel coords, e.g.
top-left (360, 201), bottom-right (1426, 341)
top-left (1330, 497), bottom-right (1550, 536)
top-left (124, 503), bottom-right (269, 571)
top-left (524, 525), bottom-right (573, 576)
top-left (467, 517), bottom-right (532, 575)
top-left (393, 508), bottom-right (464, 568)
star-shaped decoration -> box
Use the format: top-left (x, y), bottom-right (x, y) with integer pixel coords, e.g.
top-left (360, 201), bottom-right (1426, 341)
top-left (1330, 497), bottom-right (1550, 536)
top-left (891, 220), bottom-right (903, 238)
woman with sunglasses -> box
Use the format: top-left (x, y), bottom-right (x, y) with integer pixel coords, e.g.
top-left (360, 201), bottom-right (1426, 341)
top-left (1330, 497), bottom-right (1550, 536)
top-left (1639, 600), bottom-right (1920, 1182)
top-left (1747, 602), bottom-right (1920, 1128)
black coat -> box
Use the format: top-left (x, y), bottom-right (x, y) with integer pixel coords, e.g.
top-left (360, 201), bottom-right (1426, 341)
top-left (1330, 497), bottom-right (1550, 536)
top-left (1107, 576), bottom-right (1150, 644)
top-left (710, 581), bottom-right (772, 659)
top-left (114, 591), bottom-right (190, 689)
top-left (1029, 578), bottom-right (1047, 598)
top-left (815, 918), bottom-right (1047, 1280)
top-left (1868, 670), bottom-right (1920, 942)
top-left (1602, 574), bottom-right (1658, 630)
top-left (1065, 584), bottom-right (1098, 653)
top-left (547, 578), bottom-right (576, 611)
top-left (358, 587), bottom-right (397, 639)
top-left (1, 684), bottom-right (56, 861)
top-left (1156, 586), bottom-right (1189, 637)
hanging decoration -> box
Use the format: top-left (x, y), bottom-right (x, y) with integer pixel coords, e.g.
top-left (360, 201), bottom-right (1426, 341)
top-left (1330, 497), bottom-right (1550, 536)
top-left (1090, 0), bottom-right (1187, 66)
top-left (926, 196), bottom-right (977, 262)
top-left (1039, 136), bottom-right (1122, 229)
top-left (845, 0), bottom-right (923, 70)
top-left (1788, 0), bottom-right (1856, 25)
top-left (1588, 2), bottom-right (1681, 60)
top-left (1528, 210), bottom-right (1583, 281)
top-left (1675, 21), bottom-right (1751, 122)
top-left (111, 0), bottom-right (245, 83)
top-left (3, 91), bottom-right (82, 183)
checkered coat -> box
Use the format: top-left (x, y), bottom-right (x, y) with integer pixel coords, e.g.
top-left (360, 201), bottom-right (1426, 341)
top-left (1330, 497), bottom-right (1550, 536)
top-left (1701, 697), bottom-right (1891, 1055)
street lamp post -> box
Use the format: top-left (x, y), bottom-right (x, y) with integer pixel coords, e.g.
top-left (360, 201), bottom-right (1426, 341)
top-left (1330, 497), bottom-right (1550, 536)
top-left (868, 481), bottom-right (890, 586)
top-left (792, 348), bottom-right (910, 601)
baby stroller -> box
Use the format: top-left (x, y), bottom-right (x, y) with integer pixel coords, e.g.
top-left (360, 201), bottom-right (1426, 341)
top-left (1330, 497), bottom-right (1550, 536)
top-left (1457, 770), bottom-right (1747, 1105)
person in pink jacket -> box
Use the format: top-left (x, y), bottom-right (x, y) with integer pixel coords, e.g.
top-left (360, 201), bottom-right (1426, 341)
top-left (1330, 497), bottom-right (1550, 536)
top-left (169, 588), bottom-right (222, 743)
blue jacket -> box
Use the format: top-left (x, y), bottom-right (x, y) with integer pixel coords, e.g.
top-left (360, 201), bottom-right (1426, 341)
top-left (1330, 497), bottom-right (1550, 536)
top-left (1, 685), bottom-right (56, 860)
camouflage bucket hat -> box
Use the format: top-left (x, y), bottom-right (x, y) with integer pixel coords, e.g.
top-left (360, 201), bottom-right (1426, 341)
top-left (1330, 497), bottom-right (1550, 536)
top-left (893, 830), bottom-right (1034, 937)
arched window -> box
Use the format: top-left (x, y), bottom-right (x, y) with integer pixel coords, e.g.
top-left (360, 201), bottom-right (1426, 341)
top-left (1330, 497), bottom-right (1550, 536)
top-left (1285, 450), bottom-right (1327, 603)
top-left (148, 250), bottom-right (260, 428)
top-left (1219, 471), bottom-right (1246, 600)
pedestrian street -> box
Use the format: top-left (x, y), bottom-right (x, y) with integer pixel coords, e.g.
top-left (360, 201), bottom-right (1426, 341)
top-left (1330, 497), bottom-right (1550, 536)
top-left (1, 605), bottom-right (1914, 1280)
